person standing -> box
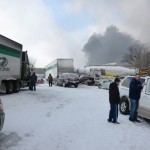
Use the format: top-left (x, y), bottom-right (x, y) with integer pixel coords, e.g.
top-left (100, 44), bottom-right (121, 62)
top-left (108, 77), bottom-right (121, 124)
top-left (30, 72), bottom-right (37, 91)
top-left (48, 74), bottom-right (53, 87)
top-left (129, 74), bottom-right (143, 122)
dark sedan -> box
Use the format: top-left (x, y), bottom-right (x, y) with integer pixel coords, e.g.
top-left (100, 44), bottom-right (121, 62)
top-left (56, 73), bottom-right (79, 88)
top-left (79, 75), bottom-right (95, 86)
top-left (0, 99), bottom-right (5, 131)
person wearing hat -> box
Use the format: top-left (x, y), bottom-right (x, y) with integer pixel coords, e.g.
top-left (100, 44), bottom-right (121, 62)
top-left (108, 77), bottom-right (121, 124)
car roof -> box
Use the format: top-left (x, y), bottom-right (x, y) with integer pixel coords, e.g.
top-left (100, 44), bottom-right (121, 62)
top-left (124, 75), bottom-right (146, 79)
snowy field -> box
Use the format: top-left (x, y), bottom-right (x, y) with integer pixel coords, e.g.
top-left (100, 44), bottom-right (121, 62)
top-left (0, 84), bottom-right (150, 150)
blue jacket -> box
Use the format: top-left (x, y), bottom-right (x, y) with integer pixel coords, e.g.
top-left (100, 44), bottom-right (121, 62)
top-left (129, 78), bottom-right (143, 100)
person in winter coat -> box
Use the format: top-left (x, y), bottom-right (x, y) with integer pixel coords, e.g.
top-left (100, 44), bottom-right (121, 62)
top-left (30, 72), bottom-right (37, 91)
top-left (108, 77), bottom-right (121, 124)
top-left (129, 74), bottom-right (143, 122)
top-left (48, 74), bottom-right (53, 87)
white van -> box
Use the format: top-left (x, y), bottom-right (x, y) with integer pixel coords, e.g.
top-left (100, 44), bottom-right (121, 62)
top-left (119, 76), bottom-right (150, 120)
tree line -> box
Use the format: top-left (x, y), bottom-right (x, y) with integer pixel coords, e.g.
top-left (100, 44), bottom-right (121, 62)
top-left (122, 43), bottom-right (150, 75)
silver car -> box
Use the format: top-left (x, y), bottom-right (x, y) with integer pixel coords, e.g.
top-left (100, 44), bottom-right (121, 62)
top-left (98, 79), bottom-right (113, 89)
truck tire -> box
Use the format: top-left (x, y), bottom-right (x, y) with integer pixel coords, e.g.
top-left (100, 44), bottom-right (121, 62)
top-left (13, 81), bottom-right (20, 93)
top-left (6, 81), bottom-right (13, 94)
top-left (119, 97), bottom-right (129, 115)
top-left (74, 84), bottom-right (78, 88)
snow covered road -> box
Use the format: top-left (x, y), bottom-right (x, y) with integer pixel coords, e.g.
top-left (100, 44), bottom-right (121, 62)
top-left (0, 84), bottom-right (150, 150)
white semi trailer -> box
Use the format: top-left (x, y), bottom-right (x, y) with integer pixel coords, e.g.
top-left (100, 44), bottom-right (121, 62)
top-left (77, 65), bottom-right (136, 77)
top-left (45, 59), bottom-right (74, 79)
top-left (0, 34), bottom-right (31, 94)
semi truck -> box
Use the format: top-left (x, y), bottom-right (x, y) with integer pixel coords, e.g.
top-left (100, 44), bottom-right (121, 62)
top-left (45, 59), bottom-right (74, 80)
top-left (0, 34), bottom-right (31, 94)
top-left (77, 65), bottom-right (136, 77)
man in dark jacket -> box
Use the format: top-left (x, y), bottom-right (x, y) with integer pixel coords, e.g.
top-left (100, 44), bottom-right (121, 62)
top-left (129, 74), bottom-right (143, 122)
top-left (108, 77), bottom-right (120, 124)
top-left (30, 72), bottom-right (37, 91)
top-left (48, 74), bottom-right (53, 87)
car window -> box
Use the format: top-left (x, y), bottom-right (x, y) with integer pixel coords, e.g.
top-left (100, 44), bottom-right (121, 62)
top-left (69, 73), bottom-right (78, 78)
top-left (121, 77), bottom-right (134, 88)
top-left (145, 79), bottom-right (150, 95)
top-left (121, 77), bottom-right (145, 88)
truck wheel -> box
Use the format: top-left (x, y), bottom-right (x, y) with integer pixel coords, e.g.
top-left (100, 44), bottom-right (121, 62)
top-left (74, 84), bottom-right (78, 88)
top-left (6, 81), bottom-right (13, 94)
top-left (13, 81), bottom-right (20, 93)
top-left (119, 97), bottom-right (129, 115)
top-left (63, 82), bottom-right (66, 87)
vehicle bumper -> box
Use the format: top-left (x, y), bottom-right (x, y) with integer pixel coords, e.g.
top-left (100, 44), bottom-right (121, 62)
top-left (0, 112), bottom-right (5, 131)
top-left (66, 81), bottom-right (79, 85)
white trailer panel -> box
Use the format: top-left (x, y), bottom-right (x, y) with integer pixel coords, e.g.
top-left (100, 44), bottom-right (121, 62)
top-left (0, 39), bottom-right (22, 79)
top-left (45, 59), bottom-right (74, 79)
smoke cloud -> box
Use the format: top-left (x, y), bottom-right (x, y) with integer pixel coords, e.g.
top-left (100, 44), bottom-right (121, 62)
top-left (82, 25), bottom-right (138, 66)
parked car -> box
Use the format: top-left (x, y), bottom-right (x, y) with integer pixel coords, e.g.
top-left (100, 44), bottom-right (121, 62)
top-left (55, 73), bottom-right (79, 88)
top-left (37, 78), bottom-right (45, 84)
top-left (79, 75), bottom-right (95, 86)
top-left (119, 76), bottom-right (150, 120)
top-left (0, 98), bottom-right (5, 131)
top-left (97, 78), bottom-right (113, 89)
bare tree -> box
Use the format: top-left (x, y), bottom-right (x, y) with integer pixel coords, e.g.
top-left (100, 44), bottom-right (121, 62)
top-left (122, 44), bottom-right (150, 72)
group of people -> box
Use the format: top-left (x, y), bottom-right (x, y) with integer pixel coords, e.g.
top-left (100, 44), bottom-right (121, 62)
top-left (108, 74), bottom-right (143, 124)
top-left (29, 72), bottom-right (53, 91)
top-left (29, 71), bottom-right (143, 124)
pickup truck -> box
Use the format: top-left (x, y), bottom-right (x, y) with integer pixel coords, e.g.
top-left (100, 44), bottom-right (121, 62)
top-left (119, 76), bottom-right (150, 120)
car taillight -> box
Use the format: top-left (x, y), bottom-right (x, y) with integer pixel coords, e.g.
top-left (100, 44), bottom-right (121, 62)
top-left (0, 103), bottom-right (4, 111)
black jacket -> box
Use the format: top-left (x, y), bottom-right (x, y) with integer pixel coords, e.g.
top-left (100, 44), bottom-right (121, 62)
top-left (129, 78), bottom-right (143, 100)
top-left (109, 82), bottom-right (120, 104)
top-left (30, 74), bottom-right (37, 83)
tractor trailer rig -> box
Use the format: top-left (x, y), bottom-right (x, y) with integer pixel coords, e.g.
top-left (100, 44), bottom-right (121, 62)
top-left (0, 34), bottom-right (31, 94)
top-left (45, 59), bottom-right (74, 80)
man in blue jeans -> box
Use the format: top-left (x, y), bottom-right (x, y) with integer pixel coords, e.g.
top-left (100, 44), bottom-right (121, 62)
top-left (129, 74), bottom-right (143, 122)
top-left (108, 77), bottom-right (121, 124)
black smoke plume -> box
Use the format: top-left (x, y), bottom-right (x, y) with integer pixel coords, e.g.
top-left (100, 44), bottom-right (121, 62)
top-left (82, 25), bottom-right (138, 65)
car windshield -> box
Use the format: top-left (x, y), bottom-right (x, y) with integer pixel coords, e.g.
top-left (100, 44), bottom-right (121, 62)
top-left (63, 73), bottom-right (78, 78)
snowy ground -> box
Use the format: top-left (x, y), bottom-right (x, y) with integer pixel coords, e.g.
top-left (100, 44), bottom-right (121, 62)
top-left (0, 84), bottom-right (150, 150)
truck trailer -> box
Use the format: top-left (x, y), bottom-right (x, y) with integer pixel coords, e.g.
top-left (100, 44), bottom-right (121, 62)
top-left (45, 59), bottom-right (74, 80)
top-left (0, 34), bottom-right (31, 94)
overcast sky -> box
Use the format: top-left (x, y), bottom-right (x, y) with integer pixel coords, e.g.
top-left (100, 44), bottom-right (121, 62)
top-left (0, 0), bottom-right (150, 68)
